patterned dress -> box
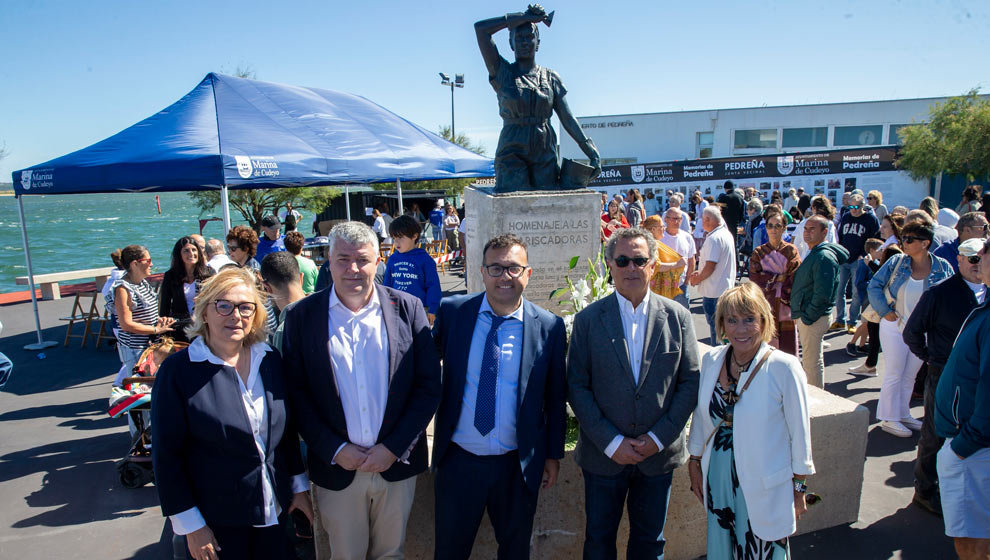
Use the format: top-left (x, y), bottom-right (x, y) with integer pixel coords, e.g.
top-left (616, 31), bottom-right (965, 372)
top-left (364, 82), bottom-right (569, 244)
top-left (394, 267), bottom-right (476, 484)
top-left (749, 242), bottom-right (801, 356)
top-left (706, 382), bottom-right (790, 559)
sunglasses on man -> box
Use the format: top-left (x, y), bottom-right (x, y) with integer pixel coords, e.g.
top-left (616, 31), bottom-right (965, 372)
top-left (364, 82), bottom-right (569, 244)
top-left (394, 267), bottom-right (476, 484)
top-left (967, 255), bottom-right (982, 265)
top-left (613, 255), bottom-right (651, 268)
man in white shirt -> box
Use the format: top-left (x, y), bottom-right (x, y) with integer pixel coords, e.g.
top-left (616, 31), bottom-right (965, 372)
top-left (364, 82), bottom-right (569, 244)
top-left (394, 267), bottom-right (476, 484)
top-left (659, 207), bottom-right (697, 309)
top-left (567, 227), bottom-right (700, 559)
top-left (204, 238), bottom-right (235, 272)
top-left (689, 206), bottom-right (737, 344)
top-left (281, 221), bottom-right (441, 560)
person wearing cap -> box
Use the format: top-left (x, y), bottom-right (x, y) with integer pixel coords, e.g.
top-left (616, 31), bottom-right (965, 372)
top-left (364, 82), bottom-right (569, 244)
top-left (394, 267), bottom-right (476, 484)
top-left (933, 238), bottom-right (990, 558)
top-left (256, 215), bottom-right (286, 263)
top-left (867, 221), bottom-right (953, 438)
top-left (903, 237), bottom-right (987, 516)
top-left (934, 212), bottom-right (990, 273)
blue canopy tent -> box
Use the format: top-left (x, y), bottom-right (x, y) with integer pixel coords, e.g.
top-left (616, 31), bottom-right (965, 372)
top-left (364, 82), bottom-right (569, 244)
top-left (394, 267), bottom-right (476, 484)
top-left (11, 72), bottom-right (493, 348)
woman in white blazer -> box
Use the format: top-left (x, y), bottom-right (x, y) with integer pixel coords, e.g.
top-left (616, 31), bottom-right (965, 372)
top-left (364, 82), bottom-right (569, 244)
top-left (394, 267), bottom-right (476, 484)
top-left (687, 282), bottom-right (815, 559)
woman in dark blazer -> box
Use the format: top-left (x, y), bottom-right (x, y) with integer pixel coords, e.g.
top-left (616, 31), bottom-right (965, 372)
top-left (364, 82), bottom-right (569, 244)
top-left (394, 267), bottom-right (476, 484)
top-left (159, 236), bottom-right (214, 342)
top-left (152, 268), bottom-right (312, 560)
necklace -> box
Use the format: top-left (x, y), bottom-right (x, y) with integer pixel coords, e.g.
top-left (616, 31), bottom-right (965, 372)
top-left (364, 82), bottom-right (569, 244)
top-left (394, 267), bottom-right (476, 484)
top-left (731, 348), bottom-right (755, 372)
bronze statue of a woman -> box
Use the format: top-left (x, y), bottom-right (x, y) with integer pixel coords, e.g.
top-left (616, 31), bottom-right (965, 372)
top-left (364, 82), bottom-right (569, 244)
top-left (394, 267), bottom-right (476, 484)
top-left (475, 5), bottom-right (601, 193)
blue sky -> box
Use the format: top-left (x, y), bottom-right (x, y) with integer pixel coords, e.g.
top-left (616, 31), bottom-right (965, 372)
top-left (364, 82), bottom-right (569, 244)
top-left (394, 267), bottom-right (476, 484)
top-left (2, 0), bottom-right (988, 181)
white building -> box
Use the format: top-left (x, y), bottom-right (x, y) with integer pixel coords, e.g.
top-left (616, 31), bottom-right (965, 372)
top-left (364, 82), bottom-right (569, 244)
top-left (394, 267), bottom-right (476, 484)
top-left (561, 96), bottom-right (985, 211)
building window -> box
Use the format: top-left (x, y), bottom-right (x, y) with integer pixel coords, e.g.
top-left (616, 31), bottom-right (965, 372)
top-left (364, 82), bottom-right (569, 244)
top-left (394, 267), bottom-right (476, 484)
top-left (696, 132), bottom-right (714, 158)
top-left (733, 129), bottom-right (777, 150)
top-left (889, 124), bottom-right (915, 145)
top-left (601, 157), bottom-right (637, 166)
top-left (834, 125), bottom-right (883, 146)
top-left (782, 127), bottom-right (828, 148)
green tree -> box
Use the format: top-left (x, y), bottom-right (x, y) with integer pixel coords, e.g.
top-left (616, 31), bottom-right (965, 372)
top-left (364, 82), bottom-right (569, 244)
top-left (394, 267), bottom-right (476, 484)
top-left (373, 125), bottom-right (489, 197)
top-left (896, 89), bottom-right (990, 182)
top-left (188, 187), bottom-right (340, 232)
top-left (187, 66), bottom-right (340, 231)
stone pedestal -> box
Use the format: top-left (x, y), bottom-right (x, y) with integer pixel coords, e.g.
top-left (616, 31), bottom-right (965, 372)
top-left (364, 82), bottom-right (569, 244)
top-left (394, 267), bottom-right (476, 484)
top-left (464, 186), bottom-right (602, 315)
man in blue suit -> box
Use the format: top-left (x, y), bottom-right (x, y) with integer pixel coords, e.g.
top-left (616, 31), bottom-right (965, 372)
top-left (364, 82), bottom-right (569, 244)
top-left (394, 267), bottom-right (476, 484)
top-left (431, 233), bottom-right (567, 560)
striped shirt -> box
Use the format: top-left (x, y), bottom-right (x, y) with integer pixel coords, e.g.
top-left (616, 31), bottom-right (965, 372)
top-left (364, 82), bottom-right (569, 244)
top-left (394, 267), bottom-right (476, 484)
top-left (114, 278), bottom-right (159, 349)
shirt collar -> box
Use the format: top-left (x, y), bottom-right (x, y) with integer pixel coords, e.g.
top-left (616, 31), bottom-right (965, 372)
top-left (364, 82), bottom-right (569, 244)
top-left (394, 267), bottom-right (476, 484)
top-left (615, 290), bottom-right (650, 318)
top-left (480, 294), bottom-right (525, 322)
top-left (329, 285), bottom-right (381, 314)
top-left (188, 336), bottom-right (271, 366)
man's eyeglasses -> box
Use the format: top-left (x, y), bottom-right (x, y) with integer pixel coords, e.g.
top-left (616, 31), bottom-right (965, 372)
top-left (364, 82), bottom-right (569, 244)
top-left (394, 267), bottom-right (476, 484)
top-left (213, 299), bottom-right (257, 318)
top-left (614, 255), bottom-right (650, 268)
top-left (848, 205), bottom-right (861, 210)
top-left (967, 255), bottom-right (982, 265)
top-left (483, 264), bottom-right (529, 278)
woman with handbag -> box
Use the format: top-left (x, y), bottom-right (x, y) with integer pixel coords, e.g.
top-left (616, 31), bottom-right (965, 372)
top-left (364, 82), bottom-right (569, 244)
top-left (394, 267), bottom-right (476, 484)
top-left (687, 283), bottom-right (815, 559)
top-left (867, 221), bottom-right (954, 437)
top-left (749, 206), bottom-right (801, 356)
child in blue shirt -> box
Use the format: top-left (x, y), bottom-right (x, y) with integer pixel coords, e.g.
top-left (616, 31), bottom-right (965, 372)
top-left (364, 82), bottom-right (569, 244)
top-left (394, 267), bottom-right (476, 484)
top-left (384, 215), bottom-right (442, 324)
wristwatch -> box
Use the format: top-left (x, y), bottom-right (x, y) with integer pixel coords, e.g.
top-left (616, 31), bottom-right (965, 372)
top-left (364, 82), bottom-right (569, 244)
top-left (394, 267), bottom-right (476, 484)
top-left (793, 479), bottom-right (808, 493)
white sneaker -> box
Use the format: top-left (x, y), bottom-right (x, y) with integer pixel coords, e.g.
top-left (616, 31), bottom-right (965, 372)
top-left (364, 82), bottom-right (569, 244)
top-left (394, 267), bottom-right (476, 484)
top-left (881, 420), bottom-right (912, 437)
top-left (848, 364), bottom-right (878, 376)
top-left (902, 417), bottom-right (923, 431)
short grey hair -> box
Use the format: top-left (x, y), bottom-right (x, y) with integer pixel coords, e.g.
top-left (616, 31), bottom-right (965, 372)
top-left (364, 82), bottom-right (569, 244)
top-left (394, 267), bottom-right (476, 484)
top-left (703, 205), bottom-right (724, 224)
top-left (849, 193), bottom-right (865, 205)
top-left (958, 211), bottom-right (989, 232)
top-left (604, 227), bottom-right (658, 263)
top-left (664, 206), bottom-right (682, 219)
top-left (205, 238), bottom-right (224, 258)
top-left (746, 198), bottom-right (764, 213)
top-left (328, 221), bottom-right (379, 255)
top-left (669, 193), bottom-right (683, 205)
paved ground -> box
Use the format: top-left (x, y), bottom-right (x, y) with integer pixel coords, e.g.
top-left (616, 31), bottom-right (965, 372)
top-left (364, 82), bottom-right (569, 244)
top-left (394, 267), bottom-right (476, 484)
top-left (0, 267), bottom-right (957, 559)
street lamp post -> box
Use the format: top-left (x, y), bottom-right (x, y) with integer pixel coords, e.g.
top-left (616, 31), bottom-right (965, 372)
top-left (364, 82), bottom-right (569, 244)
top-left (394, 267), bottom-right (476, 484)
top-left (439, 73), bottom-right (464, 139)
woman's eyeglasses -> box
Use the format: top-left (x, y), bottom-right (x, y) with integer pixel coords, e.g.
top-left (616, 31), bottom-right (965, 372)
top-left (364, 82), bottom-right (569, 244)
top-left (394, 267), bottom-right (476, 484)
top-left (227, 245), bottom-right (241, 252)
top-left (213, 299), bottom-right (257, 318)
top-left (766, 223), bottom-right (785, 230)
top-left (136, 258), bottom-right (152, 264)
top-left (614, 255), bottom-right (650, 268)
top-left (848, 205), bottom-right (861, 210)
top-left (902, 235), bottom-right (925, 245)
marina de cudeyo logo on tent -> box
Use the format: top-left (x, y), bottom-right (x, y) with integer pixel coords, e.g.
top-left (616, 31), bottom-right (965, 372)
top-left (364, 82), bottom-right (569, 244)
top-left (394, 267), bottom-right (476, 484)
top-left (19, 170), bottom-right (33, 191)
top-left (234, 155), bottom-right (254, 179)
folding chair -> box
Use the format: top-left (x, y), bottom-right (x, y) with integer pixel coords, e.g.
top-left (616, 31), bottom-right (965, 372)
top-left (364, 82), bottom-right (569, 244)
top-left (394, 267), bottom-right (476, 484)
top-left (60, 291), bottom-right (100, 347)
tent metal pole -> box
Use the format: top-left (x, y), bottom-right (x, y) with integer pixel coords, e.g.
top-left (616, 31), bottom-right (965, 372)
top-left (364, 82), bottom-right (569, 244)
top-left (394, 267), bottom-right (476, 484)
top-left (345, 184), bottom-right (351, 221)
top-left (16, 196), bottom-right (58, 350)
top-left (220, 184), bottom-right (232, 233)
top-left (396, 177), bottom-right (404, 216)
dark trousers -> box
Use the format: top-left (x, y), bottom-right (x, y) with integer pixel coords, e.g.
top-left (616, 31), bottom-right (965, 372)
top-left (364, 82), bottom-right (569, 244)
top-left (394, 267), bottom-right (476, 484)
top-left (184, 523), bottom-right (293, 559)
top-left (915, 364), bottom-right (944, 499)
top-left (865, 320), bottom-right (881, 368)
top-left (434, 444), bottom-right (537, 560)
top-left (583, 467), bottom-right (674, 560)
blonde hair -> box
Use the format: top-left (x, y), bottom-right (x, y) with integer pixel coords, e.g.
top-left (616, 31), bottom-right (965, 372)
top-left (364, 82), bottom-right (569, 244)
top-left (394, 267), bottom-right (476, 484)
top-left (185, 268), bottom-right (268, 346)
top-left (714, 282), bottom-right (776, 343)
top-left (867, 190), bottom-right (882, 205)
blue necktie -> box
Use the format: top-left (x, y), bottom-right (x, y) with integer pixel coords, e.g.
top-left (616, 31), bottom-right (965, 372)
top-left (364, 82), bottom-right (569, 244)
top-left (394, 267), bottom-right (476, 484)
top-left (474, 314), bottom-right (508, 436)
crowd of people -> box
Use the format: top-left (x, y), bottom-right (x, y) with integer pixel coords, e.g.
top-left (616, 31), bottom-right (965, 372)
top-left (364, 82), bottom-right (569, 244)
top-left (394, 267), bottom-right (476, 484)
top-left (602, 180), bottom-right (989, 559)
top-left (95, 181), bottom-right (989, 560)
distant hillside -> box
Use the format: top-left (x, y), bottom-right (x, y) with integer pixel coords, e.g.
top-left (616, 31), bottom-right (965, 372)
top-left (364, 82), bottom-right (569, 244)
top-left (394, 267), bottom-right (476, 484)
top-left (0, 182), bottom-right (12, 192)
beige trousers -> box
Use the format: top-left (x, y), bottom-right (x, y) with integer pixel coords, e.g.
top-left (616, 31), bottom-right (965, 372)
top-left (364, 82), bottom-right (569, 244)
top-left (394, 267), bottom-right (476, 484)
top-left (313, 472), bottom-right (417, 560)
top-left (796, 313), bottom-right (831, 389)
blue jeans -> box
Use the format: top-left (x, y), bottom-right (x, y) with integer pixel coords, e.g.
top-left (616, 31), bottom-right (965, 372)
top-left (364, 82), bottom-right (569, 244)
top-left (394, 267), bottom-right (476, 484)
top-left (834, 261), bottom-right (860, 324)
top-left (703, 297), bottom-right (719, 344)
top-left (431, 225), bottom-right (443, 242)
top-left (583, 467), bottom-right (673, 560)
top-left (673, 283), bottom-right (689, 310)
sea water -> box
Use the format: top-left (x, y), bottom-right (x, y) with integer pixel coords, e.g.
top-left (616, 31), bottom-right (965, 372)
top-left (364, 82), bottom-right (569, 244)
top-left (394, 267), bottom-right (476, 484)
top-left (0, 192), bottom-right (245, 293)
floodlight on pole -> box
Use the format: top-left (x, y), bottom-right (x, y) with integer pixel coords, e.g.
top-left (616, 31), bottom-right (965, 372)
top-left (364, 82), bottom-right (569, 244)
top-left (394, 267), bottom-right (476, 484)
top-left (439, 72), bottom-right (464, 139)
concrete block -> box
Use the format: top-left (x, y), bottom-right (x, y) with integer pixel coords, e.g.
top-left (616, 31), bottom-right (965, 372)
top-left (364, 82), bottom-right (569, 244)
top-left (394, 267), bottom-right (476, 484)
top-left (463, 186), bottom-right (601, 315)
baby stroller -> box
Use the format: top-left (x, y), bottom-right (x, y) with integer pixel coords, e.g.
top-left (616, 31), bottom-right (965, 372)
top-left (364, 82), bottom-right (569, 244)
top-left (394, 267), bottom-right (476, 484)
top-left (108, 338), bottom-right (187, 489)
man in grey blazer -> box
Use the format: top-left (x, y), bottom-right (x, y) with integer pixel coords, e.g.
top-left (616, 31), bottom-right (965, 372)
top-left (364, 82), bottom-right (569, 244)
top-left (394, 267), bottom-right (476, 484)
top-left (568, 227), bottom-right (701, 560)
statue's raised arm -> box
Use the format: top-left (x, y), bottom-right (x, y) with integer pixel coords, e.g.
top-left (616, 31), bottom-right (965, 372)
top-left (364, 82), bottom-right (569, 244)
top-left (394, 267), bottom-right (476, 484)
top-left (475, 6), bottom-right (600, 193)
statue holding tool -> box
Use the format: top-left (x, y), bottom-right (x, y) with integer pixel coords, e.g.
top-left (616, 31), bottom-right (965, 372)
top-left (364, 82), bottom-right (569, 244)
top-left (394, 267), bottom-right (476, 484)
top-left (475, 5), bottom-right (602, 193)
